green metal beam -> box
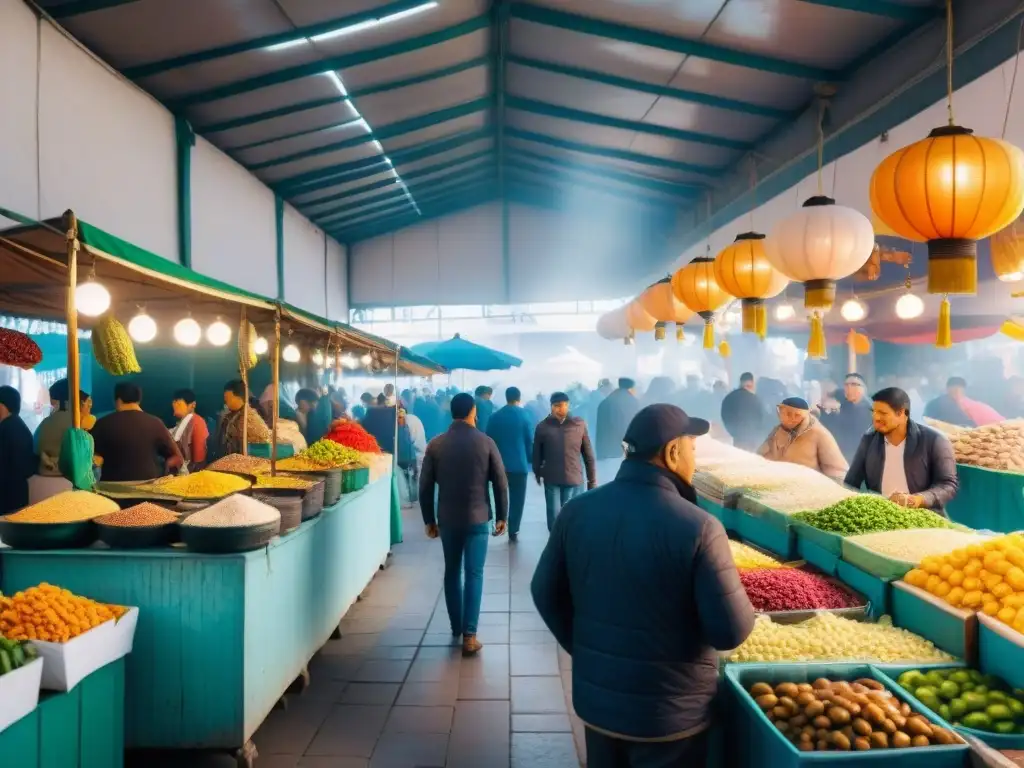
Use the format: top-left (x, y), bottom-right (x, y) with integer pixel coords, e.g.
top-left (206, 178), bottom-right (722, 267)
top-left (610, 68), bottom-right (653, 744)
top-left (505, 127), bottom-right (723, 176)
top-left (250, 97), bottom-right (491, 171)
top-left (126, 1), bottom-right (433, 79)
top-left (325, 180), bottom-right (493, 231)
top-left (47, 0), bottom-right (140, 18)
top-left (492, 0), bottom-right (510, 304)
top-left (506, 148), bottom-right (700, 197)
top-left (202, 56), bottom-right (489, 134)
top-left (299, 149), bottom-right (494, 209)
top-left (277, 128), bottom-right (492, 191)
top-left (506, 54), bottom-right (793, 120)
top-left (274, 196), bottom-right (285, 301)
top-left (506, 95), bottom-right (752, 151)
top-left (338, 187), bottom-right (500, 243)
top-left (509, 3), bottom-right (839, 81)
top-left (314, 164), bottom-right (495, 222)
top-left (173, 117), bottom-right (195, 269)
top-left (505, 163), bottom-right (681, 210)
top-left (170, 14), bottom-right (490, 107)
top-left (795, 0), bottom-right (940, 22)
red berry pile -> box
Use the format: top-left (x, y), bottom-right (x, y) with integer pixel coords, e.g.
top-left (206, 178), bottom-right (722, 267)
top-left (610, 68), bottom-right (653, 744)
top-left (325, 421), bottom-right (381, 453)
top-left (740, 568), bottom-right (861, 612)
top-left (0, 328), bottom-right (42, 370)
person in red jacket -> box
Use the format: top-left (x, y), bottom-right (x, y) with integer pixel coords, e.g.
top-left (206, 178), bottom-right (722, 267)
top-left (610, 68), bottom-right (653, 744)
top-left (171, 389), bottom-right (209, 473)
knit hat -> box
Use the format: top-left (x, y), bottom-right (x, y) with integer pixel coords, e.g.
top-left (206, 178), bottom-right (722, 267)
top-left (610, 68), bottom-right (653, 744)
top-left (781, 396), bottom-right (809, 410)
top-left (550, 392), bottom-right (570, 405)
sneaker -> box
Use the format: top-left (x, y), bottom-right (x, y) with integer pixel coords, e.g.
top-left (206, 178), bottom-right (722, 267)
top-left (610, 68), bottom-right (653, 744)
top-left (509, 533), bottom-right (518, 543)
top-left (462, 635), bottom-right (483, 656)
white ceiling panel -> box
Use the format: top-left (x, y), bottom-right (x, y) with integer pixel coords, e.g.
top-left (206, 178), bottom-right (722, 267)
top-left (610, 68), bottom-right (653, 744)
top-left (356, 67), bottom-right (489, 127)
top-left (381, 112), bottom-right (488, 151)
top-left (506, 110), bottom-right (637, 150)
top-left (521, 0), bottom-right (726, 39)
top-left (670, 56), bottom-right (810, 110)
top-left (340, 32), bottom-right (489, 90)
top-left (187, 74), bottom-right (337, 126)
top-left (642, 98), bottom-right (776, 143)
top-left (232, 109), bottom-right (365, 166)
top-left (505, 64), bottom-right (658, 120)
top-left (207, 99), bottom-right (354, 148)
top-left (274, 0), bottom-right (397, 27)
top-left (627, 133), bottom-right (736, 169)
top-left (254, 140), bottom-right (382, 184)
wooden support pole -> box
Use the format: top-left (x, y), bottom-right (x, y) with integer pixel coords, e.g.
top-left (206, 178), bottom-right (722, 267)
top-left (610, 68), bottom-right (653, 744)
top-left (271, 309), bottom-right (281, 476)
top-left (241, 306), bottom-right (249, 457)
top-left (64, 210), bottom-right (81, 430)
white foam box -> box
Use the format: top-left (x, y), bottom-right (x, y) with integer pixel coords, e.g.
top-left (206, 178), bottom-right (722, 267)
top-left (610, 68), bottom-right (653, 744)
top-left (32, 606), bottom-right (138, 692)
top-left (0, 656), bottom-right (43, 733)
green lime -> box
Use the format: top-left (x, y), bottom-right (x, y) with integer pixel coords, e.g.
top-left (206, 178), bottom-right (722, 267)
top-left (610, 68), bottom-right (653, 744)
top-left (995, 721), bottom-right (1017, 734)
top-left (964, 711), bottom-right (993, 730)
top-left (962, 681), bottom-right (976, 692)
top-left (975, 685), bottom-right (990, 696)
top-left (987, 704), bottom-right (1014, 722)
top-left (988, 691), bottom-right (1008, 703)
top-left (916, 686), bottom-right (941, 711)
top-left (1007, 697), bottom-right (1024, 718)
top-left (899, 671), bottom-right (924, 688)
top-left (970, 670), bottom-right (985, 683)
top-left (964, 692), bottom-right (988, 712)
top-left (950, 698), bottom-right (968, 719)
top-left (926, 671), bottom-right (947, 688)
top-left (939, 703), bottom-right (952, 721)
top-left (950, 670), bottom-right (972, 685)
top-left (940, 681), bottom-right (961, 700)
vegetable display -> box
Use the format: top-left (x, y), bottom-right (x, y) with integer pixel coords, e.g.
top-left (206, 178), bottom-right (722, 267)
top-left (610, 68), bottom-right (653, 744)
top-left (729, 614), bottom-right (955, 663)
top-left (0, 327), bottom-right (42, 370)
top-left (0, 636), bottom-right (37, 676)
top-left (846, 529), bottom-right (991, 564)
top-left (729, 541), bottom-right (789, 570)
top-left (301, 439), bottom-right (369, 467)
top-left (903, 534), bottom-right (1024, 630)
top-left (748, 677), bottom-right (963, 751)
top-left (95, 503), bottom-right (178, 527)
top-left (254, 474), bottom-right (314, 490)
top-left (896, 668), bottom-right (1024, 735)
top-left (0, 583), bottom-right (128, 642)
top-left (180, 495), bottom-right (279, 528)
top-left (149, 470), bottom-right (251, 499)
top-left (948, 420), bottom-right (1024, 472)
top-left (91, 314), bottom-right (141, 376)
top-left (4, 490), bottom-right (118, 523)
top-left (793, 495), bottom-right (954, 536)
top-left (325, 421), bottom-right (381, 453)
top-left (740, 569), bottom-right (861, 612)
top-left (207, 453), bottom-right (271, 475)
top-left (275, 455), bottom-right (333, 472)
top-left (741, 482), bottom-right (857, 515)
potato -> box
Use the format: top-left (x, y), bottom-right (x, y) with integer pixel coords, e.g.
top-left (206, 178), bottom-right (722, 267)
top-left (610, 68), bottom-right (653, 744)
top-left (813, 716), bottom-right (832, 729)
top-left (750, 683), bottom-right (774, 697)
top-left (796, 683), bottom-right (814, 694)
top-left (856, 678), bottom-right (884, 691)
top-left (812, 678), bottom-right (831, 690)
top-left (851, 683), bottom-right (868, 694)
top-left (815, 728), bottom-right (830, 741)
top-left (842, 726), bottom-right (855, 742)
top-left (832, 732), bottom-right (851, 751)
top-left (863, 703), bottom-right (885, 725)
top-left (790, 714), bottom-right (808, 728)
top-left (828, 707), bottom-right (852, 726)
top-left (890, 713), bottom-right (907, 730)
top-left (881, 718), bottom-right (898, 735)
top-left (931, 727), bottom-right (957, 745)
top-left (905, 716), bottom-right (933, 738)
top-left (775, 720), bottom-right (790, 734)
top-left (852, 718), bottom-right (872, 737)
top-left (773, 705), bottom-right (791, 720)
top-left (796, 692), bottom-right (816, 707)
top-left (799, 741), bottom-right (815, 752)
top-left (892, 732), bottom-right (911, 748)
top-left (870, 731), bottom-right (889, 749)
top-left (911, 735), bottom-right (930, 748)
top-left (778, 696), bottom-right (799, 716)
top-left (804, 701), bottom-right (825, 718)
top-left (853, 737), bottom-right (872, 751)
top-left (755, 694), bottom-right (778, 711)
top-left (775, 683), bottom-right (800, 699)
top-left (816, 740), bottom-right (830, 752)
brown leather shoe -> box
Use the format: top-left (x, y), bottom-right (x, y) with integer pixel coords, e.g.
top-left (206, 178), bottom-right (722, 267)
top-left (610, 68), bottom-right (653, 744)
top-left (462, 635), bottom-right (483, 657)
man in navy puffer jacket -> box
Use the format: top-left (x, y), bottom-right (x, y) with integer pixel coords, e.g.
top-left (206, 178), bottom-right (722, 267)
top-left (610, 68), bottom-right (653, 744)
top-left (531, 404), bottom-right (755, 767)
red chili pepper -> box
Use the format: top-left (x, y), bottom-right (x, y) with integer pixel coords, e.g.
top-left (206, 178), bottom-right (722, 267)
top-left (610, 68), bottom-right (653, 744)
top-left (326, 421), bottom-right (381, 453)
top-left (0, 328), bottom-right (42, 370)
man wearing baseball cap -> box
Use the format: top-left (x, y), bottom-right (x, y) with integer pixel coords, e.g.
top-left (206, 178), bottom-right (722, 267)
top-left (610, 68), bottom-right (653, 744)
top-left (531, 404), bottom-right (755, 765)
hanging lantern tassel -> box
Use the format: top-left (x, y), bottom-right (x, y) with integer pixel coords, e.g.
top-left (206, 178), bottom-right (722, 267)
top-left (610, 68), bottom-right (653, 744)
top-left (675, 323), bottom-right (685, 343)
top-left (655, 322), bottom-right (666, 341)
top-left (756, 303), bottom-right (768, 340)
top-left (699, 312), bottom-right (715, 349)
top-left (741, 300), bottom-right (758, 333)
top-left (936, 295), bottom-right (952, 349)
top-left (808, 311), bottom-right (827, 360)
top-left (718, 339), bottom-right (731, 358)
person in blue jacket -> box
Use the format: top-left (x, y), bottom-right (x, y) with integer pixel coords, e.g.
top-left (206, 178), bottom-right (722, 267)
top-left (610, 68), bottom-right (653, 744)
top-left (486, 386), bottom-right (534, 542)
top-left (474, 385), bottom-right (495, 433)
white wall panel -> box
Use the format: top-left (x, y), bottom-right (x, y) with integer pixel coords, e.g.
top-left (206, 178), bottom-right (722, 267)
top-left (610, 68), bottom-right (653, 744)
top-left (37, 22), bottom-right (177, 259)
top-left (191, 137), bottom-right (277, 298)
top-left (283, 203), bottom-right (327, 316)
top-left (348, 203), bottom-right (503, 306)
top-left (325, 238), bottom-right (348, 322)
top-left (0, 0), bottom-right (39, 225)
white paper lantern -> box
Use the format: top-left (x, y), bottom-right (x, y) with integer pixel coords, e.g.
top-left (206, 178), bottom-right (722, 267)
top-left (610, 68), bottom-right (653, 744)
top-left (254, 336), bottom-right (268, 355)
top-left (895, 293), bottom-right (925, 320)
top-left (75, 280), bottom-right (111, 317)
top-left (596, 307), bottom-right (631, 341)
top-left (774, 302), bottom-right (796, 321)
top-left (840, 299), bottom-right (867, 323)
top-left (311, 350), bottom-right (325, 367)
top-left (128, 312), bottom-right (157, 343)
top-left (282, 344), bottom-right (301, 363)
top-left (206, 318), bottom-right (232, 346)
top-left (173, 317), bottom-right (202, 346)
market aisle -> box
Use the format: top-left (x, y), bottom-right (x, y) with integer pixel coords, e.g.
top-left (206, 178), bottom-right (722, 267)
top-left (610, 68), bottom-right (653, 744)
top-left (131, 481), bottom-right (584, 768)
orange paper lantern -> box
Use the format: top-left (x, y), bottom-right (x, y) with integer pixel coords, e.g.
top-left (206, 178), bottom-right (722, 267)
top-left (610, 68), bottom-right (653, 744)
top-left (637, 277), bottom-right (694, 341)
top-left (992, 217), bottom-right (1024, 283)
top-left (671, 256), bottom-right (731, 349)
top-left (625, 300), bottom-right (658, 336)
top-left (713, 232), bottom-right (789, 338)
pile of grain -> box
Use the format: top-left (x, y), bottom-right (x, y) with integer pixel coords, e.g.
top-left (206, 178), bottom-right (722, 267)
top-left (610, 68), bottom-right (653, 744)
top-left (181, 494), bottom-right (280, 528)
top-left (5, 491), bottom-right (119, 523)
top-left (96, 503), bottom-right (179, 527)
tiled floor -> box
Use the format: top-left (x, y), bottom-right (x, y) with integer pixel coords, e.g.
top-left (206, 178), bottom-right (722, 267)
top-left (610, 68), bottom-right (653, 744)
top-left (131, 483), bottom-right (585, 768)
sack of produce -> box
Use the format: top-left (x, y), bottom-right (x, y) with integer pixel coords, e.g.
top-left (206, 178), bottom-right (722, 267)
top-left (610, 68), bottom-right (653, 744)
top-left (58, 428), bottom-right (96, 490)
top-left (91, 314), bottom-right (141, 376)
top-left (0, 327), bottom-right (42, 369)
top-left (237, 320), bottom-right (258, 371)
top-left (949, 420), bottom-right (1024, 472)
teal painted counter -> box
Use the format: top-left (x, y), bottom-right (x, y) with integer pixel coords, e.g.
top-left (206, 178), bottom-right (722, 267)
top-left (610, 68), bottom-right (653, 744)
top-left (0, 476), bottom-right (391, 751)
top-left (0, 659), bottom-right (124, 768)
top-left (946, 464), bottom-right (1024, 533)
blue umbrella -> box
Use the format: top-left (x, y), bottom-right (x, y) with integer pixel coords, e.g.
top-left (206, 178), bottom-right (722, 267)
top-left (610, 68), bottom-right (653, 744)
top-left (410, 334), bottom-right (522, 371)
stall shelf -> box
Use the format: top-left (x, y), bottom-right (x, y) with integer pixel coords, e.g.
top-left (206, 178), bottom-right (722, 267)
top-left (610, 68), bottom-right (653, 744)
top-left (0, 475), bottom-right (391, 759)
top-left (946, 464), bottom-right (1024, 533)
top-left (0, 659), bottom-right (125, 768)
top-left (697, 496), bottom-right (739, 533)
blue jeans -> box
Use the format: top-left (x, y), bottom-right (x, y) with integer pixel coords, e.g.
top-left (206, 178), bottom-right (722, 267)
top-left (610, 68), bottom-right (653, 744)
top-left (440, 522), bottom-right (490, 636)
top-left (507, 473), bottom-right (528, 535)
top-left (543, 483), bottom-right (582, 532)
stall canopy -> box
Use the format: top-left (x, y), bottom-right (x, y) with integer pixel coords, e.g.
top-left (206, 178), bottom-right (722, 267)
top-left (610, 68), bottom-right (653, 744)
top-left (411, 334), bottom-right (522, 371)
top-left (0, 209), bottom-right (443, 377)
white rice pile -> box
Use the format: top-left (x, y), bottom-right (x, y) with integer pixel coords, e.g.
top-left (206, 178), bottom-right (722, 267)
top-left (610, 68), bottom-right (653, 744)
top-left (181, 494), bottom-right (280, 528)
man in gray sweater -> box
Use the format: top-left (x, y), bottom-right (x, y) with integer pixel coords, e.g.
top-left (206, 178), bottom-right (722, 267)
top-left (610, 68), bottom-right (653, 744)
top-left (420, 393), bottom-right (508, 656)
top-left (534, 391), bottom-right (597, 532)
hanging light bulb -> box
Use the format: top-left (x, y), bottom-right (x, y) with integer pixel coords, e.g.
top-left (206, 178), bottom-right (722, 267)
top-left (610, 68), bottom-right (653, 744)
top-left (895, 293), bottom-right (925, 320)
top-left (312, 350), bottom-right (325, 367)
top-left (325, 355), bottom-right (336, 368)
top-left (360, 353), bottom-right (373, 366)
top-left (342, 353), bottom-right (357, 369)
top-left (75, 276), bottom-right (111, 317)
top-left (254, 336), bottom-right (269, 355)
top-left (206, 317), bottom-right (232, 346)
top-left (173, 316), bottom-right (201, 346)
top-left (775, 302), bottom-right (796, 321)
top-left (840, 299), bottom-right (867, 323)
top-left (128, 310), bottom-right (157, 343)
top-left (282, 344), bottom-right (301, 363)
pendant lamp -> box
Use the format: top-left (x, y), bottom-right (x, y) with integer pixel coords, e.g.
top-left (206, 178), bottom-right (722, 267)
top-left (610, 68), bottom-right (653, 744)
top-left (637, 277), bottom-right (694, 341)
top-left (992, 218), bottom-right (1024, 283)
top-left (713, 232), bottom-right (789, 340)
top-left (624, 300), bottom-right (658, 339)
top-left (671, 255), bottom-right (731, 349)
top-left (597, 307), bottom-right (633, 344)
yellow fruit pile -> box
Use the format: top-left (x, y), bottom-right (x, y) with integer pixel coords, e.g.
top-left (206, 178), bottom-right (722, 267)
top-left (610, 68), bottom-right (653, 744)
top-left (0, 583), bottom-right (127, 643)
top-left (903, 534), bottom-right (1024, 631)
top-left (729, 540), bottom-right (789, 570)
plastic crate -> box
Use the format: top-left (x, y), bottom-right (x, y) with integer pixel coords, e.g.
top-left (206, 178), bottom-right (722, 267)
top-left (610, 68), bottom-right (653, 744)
top-left (890, 581), bottom-right (976, 663)
top-left (791, 518), bottom-right (845, 556)
top-left (977, 613), bottom-right (1024, 691)
top-left (724, 663), bottom-right (970, 768)
top-left (837, 561), bottom-right (892, 619)
top-left (841, 538), bottom-right (916, 581)
top-left (699, 496), bottom-right (739, 533)
top-left (798, 536), bottom-right (841, 575)
top-left (736, 511), bottom-right (795, 559)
